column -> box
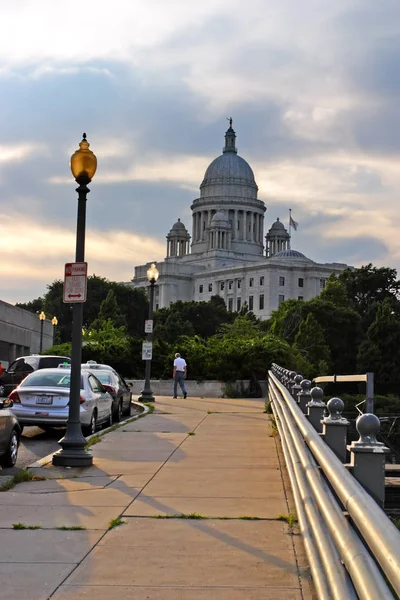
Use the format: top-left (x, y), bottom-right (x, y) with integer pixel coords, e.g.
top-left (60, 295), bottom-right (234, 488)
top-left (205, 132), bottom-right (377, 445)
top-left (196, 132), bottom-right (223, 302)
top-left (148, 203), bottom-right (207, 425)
top-left (233, 209), bottom-right (238, 240)
top-left (244, 212), bottom-right (247, 241)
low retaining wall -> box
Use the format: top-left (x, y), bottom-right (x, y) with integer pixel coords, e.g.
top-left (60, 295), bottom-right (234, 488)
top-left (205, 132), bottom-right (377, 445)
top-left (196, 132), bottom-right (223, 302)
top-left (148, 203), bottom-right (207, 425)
top-left (126, 379), bottom-right (267, 399)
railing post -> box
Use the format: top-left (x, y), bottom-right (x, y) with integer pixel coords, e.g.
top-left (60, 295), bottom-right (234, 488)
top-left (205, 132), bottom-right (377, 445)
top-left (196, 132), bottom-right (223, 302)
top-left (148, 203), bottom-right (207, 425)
top-left (292, 374), bottom-right (303, 401)
top-left (298, 379), bottom-right (311, 414)
top-left (321, 397), bottom-right (349, 463)
top-left (288, 370), bottom-right (297, 394)
top-left (307, 387), bottom-right (326, 433)
top-left (347, 413), bottom-right (389, 507)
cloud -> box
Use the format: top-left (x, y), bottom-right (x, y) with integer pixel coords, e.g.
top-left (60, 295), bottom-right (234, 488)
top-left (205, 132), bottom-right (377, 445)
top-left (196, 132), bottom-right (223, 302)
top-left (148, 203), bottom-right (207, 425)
top-left (2, 0), bottom-right (400, 305)
top-left (0, 213), bottom-right (165, 302)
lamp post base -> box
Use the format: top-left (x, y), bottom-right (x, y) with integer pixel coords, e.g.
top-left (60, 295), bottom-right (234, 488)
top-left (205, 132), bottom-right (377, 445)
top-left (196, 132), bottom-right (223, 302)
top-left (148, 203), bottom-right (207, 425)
top-left (138, 390), bottom-right (155, 403)
top-left (52, 448), bottom-right (93, 467)
top-left (52, 424), bottom-right (93, 467)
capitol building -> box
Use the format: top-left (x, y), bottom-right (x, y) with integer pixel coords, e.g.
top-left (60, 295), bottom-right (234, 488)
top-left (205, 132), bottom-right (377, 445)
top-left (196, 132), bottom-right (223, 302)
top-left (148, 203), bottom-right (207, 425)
top-left (130, 122), bottom-right (348, 318)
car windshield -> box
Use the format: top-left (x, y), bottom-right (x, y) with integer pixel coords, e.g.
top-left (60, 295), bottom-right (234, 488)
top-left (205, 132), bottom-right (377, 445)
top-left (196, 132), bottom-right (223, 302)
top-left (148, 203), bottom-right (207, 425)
top-left (20, 372), bottom-right (83, 388)
top-left (95, 372), bottom-right (113, 384)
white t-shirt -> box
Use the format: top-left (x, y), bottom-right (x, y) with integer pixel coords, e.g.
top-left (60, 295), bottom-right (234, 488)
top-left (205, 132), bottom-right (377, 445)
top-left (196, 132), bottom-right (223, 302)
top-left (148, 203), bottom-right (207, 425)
top-left (174, 357), bottom-right (187, 372)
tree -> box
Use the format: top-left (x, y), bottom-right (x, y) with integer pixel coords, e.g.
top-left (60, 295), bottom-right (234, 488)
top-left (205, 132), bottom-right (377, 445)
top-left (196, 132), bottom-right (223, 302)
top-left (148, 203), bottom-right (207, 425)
top-left (90, 290), bottom-right (126, 330)
top-left (357, 299), bottom-right (400, 394)
top-left (37, 276), bottom-right (148, 343)
top-left (294, 313), bottom-right (331, 375)
top-left (339, 264), bottom-right (400, 317)
top-left (15, 297), bottom-right (44, 314)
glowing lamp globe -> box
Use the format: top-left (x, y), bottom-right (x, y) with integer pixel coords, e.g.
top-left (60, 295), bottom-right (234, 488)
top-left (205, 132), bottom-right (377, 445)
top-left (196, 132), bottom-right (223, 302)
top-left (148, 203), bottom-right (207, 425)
top-left (147, 263), bottom-right (159, 283)
top-left (70, 133), bottom-right (97, 180)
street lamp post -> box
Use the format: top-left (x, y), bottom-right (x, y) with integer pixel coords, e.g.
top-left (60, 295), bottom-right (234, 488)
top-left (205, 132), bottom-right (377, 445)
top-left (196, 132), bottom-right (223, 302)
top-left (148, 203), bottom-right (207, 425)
top-left (53, 133), bottom-right (97, 468)
top-left (39, 311), bottom-right (46, 352)
top-left (138, 263), bottom-right (159, 403)
top-left (51, 316), bottom-right (58, 346)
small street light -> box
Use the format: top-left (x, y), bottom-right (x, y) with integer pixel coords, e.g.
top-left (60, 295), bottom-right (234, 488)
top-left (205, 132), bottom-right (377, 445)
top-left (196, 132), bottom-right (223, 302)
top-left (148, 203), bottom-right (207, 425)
top-left (52, 133), bottom-right (97, 468)
top-left (51, 316), bottom-right (58, 346)
top-left (139, 263), bottom-right (159, 402)
top-left (39, 311), bottom-right (46, 352)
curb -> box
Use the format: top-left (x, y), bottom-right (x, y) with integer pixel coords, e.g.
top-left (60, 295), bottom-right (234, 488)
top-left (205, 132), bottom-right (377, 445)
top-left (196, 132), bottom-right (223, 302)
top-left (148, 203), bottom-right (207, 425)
top-left (28, 401), bottom-right (149, 469)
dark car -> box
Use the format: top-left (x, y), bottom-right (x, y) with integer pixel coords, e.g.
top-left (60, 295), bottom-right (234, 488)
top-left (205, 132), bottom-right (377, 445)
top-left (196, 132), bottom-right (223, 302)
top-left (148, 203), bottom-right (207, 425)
top-left (0, 355), bottom-right (71, 398)
top-left (0, 397), bottom-right (20, 468)
top-left (90, 369), bottom-right (132, 421)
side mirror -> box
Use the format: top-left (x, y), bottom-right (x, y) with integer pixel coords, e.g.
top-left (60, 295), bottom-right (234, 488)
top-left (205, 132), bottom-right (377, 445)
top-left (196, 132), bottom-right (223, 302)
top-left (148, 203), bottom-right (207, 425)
top-left (128, 382), bottom-right (133, 387)
top-left (0, 398), bottom-right (13, 409)
top-left (102, 384), bottom-right (114, 396)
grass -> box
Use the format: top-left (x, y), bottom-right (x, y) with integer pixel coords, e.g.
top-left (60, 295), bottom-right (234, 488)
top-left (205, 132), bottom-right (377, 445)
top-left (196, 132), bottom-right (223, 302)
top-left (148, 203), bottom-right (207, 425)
top-left (12, 523), bottom-right (42, 530)
top-left (57, 525), bottom-right (86, 531)
top-left (207, 410), bottom-right (213, 414)
top-left (269, 415), bottom-right (279, 437)
top-left (143, 402), bottom-right (155, 414)
top-left (108, 518), bottom-right (125, 529)
top-left (85, 434), bottom-right (102, 449)
top-left (264, 400), bottom-right (273, 414)
top-left (277, 512), bottom-right (298, 532)
top-left (152, 512), bottom-right (208, 520)
top-left (0, 469), bottom-right (46, 492)
top-left (239, 515), bottom-right (262, 520)
top-left (187, 431), bottom-right (195, 436)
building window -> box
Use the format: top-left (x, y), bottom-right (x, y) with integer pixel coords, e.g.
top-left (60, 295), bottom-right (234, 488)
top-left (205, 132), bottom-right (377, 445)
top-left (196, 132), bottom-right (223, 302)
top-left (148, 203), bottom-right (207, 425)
top-left (249, 295), bottom-right (254, 311)
top-left (228, 280), bottom-right (233, 290)
top-left (279, 276), bottom-right (285, 286)
top-left (199, 284), bottom-right (203, 294)
top-left (237, 220), bottom-right (240, 230)
top-left (260, 276), bottom-right (264, 286)
top-left (220, 281), bottom-right (225, 291)
top-left (156, 303), bottom-right (159, 310)
top-left (237, 297), bottom-right (241, 311)
top-left (298, 278), bottom-right (304, 288)
top-left (228, 298), bottom-right (233, 311)
top-left (298, 296), bottom-right (303, 301)
top-left (259, 294), bottom-right (264, 310)
top-left (203, 221), bottom-right (206, 230)
top-left (249, 277), bottom-right (254, 287)
top-left (320, 278), bottom-right (327, 289)
top-left (237, 279), bottom-right (241, 289)
top-left (279, 294), bottom-right (285, 304)
top-left (208, 283), bottom-right (213, 292)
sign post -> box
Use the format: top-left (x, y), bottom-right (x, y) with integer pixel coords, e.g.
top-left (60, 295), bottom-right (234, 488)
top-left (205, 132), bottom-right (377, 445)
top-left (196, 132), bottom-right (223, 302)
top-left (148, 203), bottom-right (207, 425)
top-left (63, 262), bottom-right (88, 303)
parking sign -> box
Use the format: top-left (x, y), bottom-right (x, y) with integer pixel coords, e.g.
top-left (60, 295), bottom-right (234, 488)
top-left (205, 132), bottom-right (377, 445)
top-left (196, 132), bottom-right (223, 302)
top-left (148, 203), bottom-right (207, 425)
top-left (63, 262), bottom-right (88, 303)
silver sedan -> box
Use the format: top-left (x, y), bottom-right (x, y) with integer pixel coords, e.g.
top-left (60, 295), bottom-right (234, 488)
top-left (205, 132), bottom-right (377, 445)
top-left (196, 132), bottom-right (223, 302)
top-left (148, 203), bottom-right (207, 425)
top-left (9, 368), bottom-right (113, 436)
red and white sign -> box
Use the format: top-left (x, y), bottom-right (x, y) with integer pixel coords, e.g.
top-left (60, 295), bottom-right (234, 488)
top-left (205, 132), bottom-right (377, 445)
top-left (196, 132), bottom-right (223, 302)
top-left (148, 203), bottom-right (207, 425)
top-left (63, 262), bottom-right (88, 303)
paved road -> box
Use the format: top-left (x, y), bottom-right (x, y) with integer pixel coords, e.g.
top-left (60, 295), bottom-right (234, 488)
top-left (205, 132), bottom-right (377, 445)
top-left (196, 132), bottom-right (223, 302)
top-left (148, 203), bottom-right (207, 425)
top-left (0, 406), bottom-right (139, 478)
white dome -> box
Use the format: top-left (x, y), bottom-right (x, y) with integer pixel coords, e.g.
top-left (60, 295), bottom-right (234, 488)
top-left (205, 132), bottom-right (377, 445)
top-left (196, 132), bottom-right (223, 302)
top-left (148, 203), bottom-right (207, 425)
top-left (211, 211), bottom-right (230, 228)
top-left (201, 153), bottom-right (257, 190)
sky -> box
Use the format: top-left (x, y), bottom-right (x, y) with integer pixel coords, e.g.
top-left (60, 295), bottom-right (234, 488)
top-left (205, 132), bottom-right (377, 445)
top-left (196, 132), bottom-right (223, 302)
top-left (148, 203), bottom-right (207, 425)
top-left (1, 0), bottom-right (400, 304)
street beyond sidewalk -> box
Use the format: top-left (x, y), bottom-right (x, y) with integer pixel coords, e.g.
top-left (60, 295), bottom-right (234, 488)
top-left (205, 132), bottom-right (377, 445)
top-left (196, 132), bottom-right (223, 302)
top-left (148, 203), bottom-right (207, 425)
top-left (0, 396), bottom-right (314, 600)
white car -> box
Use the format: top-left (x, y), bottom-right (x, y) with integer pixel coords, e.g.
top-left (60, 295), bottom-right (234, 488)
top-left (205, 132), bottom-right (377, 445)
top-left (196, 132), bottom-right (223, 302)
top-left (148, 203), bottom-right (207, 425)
top-left (8, 368), bottom-right (113, 436)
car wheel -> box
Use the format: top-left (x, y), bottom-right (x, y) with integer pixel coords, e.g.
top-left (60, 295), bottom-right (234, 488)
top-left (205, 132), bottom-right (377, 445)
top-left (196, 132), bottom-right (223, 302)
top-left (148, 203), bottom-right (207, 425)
top-left (0, 383), bottom-right (6, 397)
top-left (0, 428), bottom-right (19, 468)
top-left (83, 410), bottom-right (97, 437)
top-left (123, 398), bottom-right (131, 416)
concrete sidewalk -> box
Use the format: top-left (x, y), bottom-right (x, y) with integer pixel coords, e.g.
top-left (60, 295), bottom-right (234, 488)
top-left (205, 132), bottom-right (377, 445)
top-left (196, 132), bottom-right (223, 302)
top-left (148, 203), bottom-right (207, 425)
top-left (0, 397), bottom-right (314, 600)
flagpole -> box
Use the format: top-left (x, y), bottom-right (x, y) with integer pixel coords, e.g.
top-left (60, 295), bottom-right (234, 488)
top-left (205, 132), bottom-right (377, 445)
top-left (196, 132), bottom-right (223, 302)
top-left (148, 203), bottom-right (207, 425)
top-left (289, 208), bottom-right (291, 249)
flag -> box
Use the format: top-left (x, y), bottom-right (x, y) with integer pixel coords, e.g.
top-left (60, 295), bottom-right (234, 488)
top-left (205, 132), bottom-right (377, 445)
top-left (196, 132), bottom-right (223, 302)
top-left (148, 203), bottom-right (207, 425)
top-left (289, 216), bottom-right (298, 231)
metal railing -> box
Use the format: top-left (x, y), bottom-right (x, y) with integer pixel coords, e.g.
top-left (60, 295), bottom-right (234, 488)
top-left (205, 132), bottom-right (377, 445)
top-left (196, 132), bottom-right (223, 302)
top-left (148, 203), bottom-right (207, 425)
top-left (269, 364), bottom-right (400, 600)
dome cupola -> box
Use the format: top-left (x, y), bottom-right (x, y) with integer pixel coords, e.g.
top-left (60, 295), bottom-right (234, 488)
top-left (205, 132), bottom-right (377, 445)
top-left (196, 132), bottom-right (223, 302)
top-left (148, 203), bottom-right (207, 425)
top-left (166, 218), bottom-right (190, 258)
top-left (266, 218), bottom-right (290, 257)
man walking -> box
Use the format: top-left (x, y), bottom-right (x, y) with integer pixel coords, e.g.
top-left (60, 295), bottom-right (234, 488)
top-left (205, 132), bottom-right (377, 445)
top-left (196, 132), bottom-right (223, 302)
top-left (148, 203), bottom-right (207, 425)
top-left (173, 353), bottom-right (187, 399)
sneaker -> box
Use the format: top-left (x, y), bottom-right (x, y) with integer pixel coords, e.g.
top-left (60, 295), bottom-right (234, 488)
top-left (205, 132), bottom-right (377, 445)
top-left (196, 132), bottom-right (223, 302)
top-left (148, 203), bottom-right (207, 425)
top-left (173, 396), bottom-right (177, 399)
top-left (183, 392), bottom-right (187, 399)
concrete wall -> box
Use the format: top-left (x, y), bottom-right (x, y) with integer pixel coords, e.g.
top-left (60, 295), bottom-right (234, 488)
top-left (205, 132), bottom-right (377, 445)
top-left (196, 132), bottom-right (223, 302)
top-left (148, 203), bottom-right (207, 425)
top-left (0, 300), bottom-right (54, 365)
top-left (126, 379), bottom-right (267, 399)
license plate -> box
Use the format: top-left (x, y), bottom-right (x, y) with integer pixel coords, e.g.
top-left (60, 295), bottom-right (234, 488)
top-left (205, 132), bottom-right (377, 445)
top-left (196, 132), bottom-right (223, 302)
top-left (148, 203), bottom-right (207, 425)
top-left (35, 396), bottom-right (53, 405)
